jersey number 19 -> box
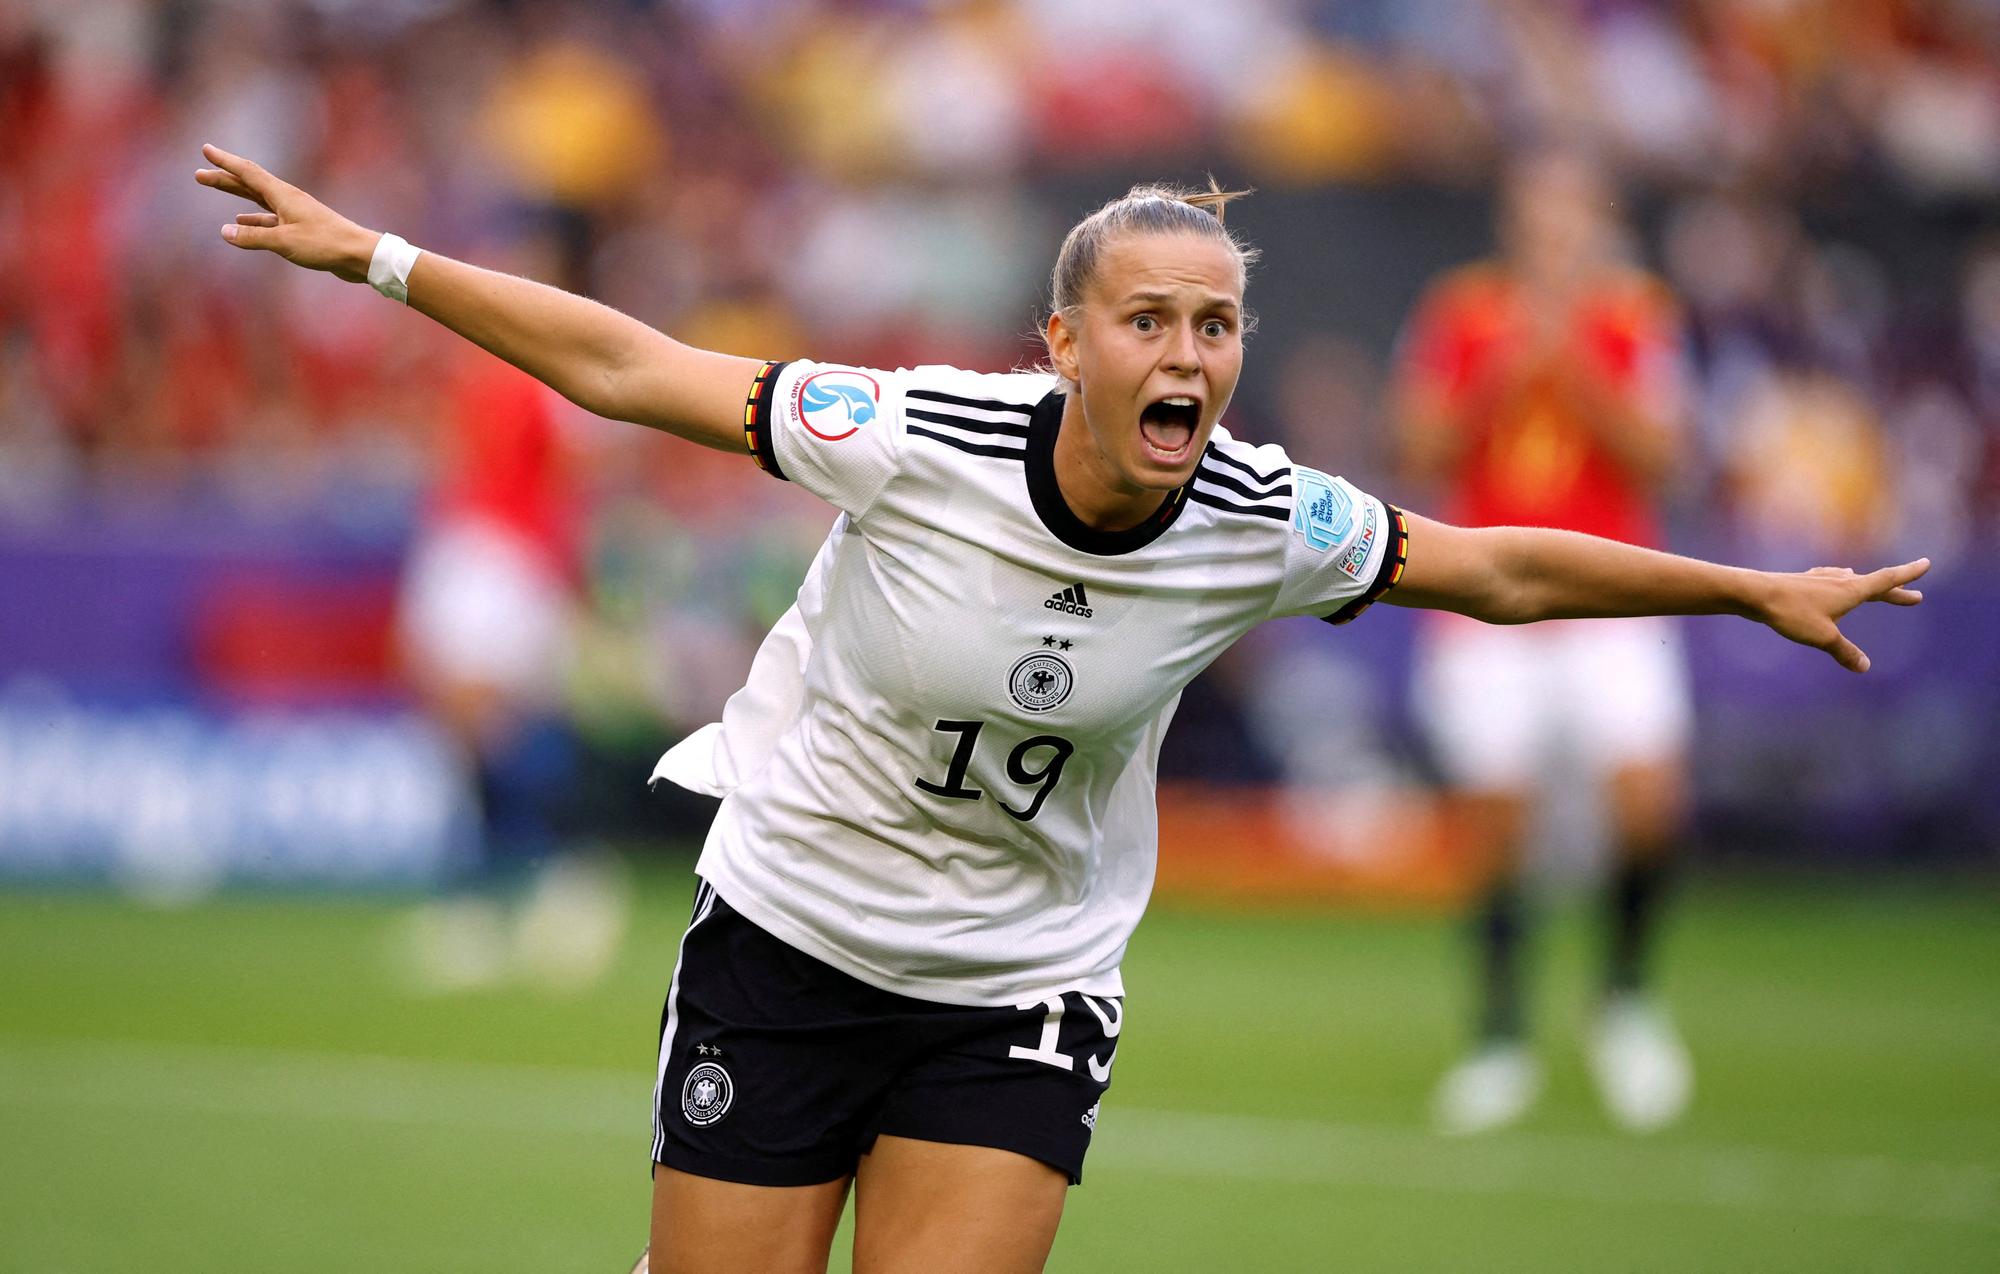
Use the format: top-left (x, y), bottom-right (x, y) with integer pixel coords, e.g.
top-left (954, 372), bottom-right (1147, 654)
top-left (914, 719), bottom-right (1074, 822)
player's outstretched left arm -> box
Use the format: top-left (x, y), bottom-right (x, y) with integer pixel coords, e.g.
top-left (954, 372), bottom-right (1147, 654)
top-left (194, 144), bottom-right (757, 450)
top-left (1387, 514), bottom-right (1928, 673)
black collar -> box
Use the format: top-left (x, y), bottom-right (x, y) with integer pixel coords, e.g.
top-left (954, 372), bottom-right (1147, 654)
top-left (1023, 391), bottom-right (1193, 557)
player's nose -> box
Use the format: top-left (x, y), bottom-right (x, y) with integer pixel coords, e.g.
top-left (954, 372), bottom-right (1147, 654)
top-left (1161, 322), bottom-right (1200, 374)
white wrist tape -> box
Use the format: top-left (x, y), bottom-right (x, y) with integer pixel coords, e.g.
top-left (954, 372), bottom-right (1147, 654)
top-left (367, 232), bottom-right (423, 304)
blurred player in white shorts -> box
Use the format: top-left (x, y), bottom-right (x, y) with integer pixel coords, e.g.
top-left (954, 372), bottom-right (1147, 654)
top-left (1396, 148), bottom-right (1696, 1134)
top-left (1416, 617), bottom-right (1690, 797)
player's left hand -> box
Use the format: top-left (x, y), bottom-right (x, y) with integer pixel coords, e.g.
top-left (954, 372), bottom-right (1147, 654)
top-left (1755, 558), bottom-right (1929, 673)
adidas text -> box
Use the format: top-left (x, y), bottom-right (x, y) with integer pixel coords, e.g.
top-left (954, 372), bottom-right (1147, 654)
top-left (1045, 584), bottom-right (1093, 618)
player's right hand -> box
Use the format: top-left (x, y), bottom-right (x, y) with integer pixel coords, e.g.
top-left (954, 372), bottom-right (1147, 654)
top-left (195, 144), bottom-right (380, 282)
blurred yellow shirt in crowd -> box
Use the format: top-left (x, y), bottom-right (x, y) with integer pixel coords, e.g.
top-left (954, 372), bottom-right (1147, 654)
top-left (484, 42), bottom-right (665, 205)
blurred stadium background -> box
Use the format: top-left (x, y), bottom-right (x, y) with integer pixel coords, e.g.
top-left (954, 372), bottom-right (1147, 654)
top-left (1, 0), bottom-right (1995, 1269)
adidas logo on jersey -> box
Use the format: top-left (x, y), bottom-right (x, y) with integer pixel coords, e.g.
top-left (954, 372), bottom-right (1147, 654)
top-left (1044, 583), bottom-right (1093, 618)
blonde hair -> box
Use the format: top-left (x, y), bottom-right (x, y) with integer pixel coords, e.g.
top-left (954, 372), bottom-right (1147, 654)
top-left (1049, 178), bottom-right (1259, 317)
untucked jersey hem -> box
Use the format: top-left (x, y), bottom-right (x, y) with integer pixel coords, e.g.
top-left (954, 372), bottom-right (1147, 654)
top-left (697, 862), bottom-right (1126, 1008)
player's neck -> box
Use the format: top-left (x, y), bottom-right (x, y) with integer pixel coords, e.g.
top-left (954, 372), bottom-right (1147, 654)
top-left (1051, 399), bottom-right (1172, 533)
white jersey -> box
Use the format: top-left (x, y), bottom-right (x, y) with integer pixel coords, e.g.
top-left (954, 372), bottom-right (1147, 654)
top-left (654, 361), bottom-right (1407, 1006)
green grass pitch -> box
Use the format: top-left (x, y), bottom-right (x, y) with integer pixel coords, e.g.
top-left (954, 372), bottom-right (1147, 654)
top-left (1, 864), bottom-right (1994, 1271)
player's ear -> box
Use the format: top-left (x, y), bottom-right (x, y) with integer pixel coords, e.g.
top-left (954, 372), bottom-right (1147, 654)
top-left (1046, 308), bottom-right (1081, 383)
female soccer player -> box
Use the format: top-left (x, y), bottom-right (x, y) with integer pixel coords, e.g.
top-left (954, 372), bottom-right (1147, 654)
top-left (197, 143), bottom-right (1927, 1274)
top-left (1396, 150), bottom-right (1703, 1135)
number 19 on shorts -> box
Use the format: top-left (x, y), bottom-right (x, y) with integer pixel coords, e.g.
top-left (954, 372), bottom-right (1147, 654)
top-left (1010, 992), bottom-right (1122, 1083)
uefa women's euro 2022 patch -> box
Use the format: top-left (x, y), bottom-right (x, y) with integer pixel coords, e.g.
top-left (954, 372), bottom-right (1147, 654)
top-left (791, 368), bottom-right (880, 442)
top-left (1290, 466), bottom-right (1354, 552)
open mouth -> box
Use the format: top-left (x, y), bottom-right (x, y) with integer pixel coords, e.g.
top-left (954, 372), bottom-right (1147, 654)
top-left (1139, 396), bottom-right (1201, 462)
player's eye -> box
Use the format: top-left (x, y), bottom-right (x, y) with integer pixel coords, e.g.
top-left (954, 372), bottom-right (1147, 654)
top-left (1201, 319), bottom-right (1230, 339)
top-left (1132, 314), bottom-right (1158, 333)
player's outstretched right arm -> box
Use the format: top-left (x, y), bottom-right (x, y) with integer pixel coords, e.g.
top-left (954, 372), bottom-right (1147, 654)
top-left (194, 144), bottom-right (757, 452)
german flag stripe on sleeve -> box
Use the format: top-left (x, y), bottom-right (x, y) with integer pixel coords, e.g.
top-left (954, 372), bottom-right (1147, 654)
top-left (1323, 504), bottom-right (1410, 627)
top-left (743, 360), bottom-right (789, 480)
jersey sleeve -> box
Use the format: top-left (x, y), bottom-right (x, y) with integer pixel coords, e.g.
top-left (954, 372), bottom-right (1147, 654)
top-left (1613, 282), bottom-right (1691, 424)
top-left (1269, 465), bottom-right (1410, 625)
top-left (742, 359), bottom-right (907, 519)
top-left (1392, 274), bottom-right (1486, 414)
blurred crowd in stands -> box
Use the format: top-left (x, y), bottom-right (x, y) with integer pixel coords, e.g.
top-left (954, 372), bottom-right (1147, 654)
top-left (2, 0), bottom-right (1996, 746)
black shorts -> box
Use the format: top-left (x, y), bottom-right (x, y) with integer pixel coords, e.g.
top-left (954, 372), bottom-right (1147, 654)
top-left (650, 880), bottom-right (1120, 1186)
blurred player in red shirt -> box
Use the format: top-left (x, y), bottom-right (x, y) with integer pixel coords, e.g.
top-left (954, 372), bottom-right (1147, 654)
top-left (1396, 148), bottom-right (1694, 1134)
top-left (396, 347), bottom-right (626, 991)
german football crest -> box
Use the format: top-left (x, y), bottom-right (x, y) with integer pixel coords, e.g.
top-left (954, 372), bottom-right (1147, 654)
top-left (681, 1061), bottom-right (734, 1127)
top-left (1008, 651), bottom-right (1074, 713)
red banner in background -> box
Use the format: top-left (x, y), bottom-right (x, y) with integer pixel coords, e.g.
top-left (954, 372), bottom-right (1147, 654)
top-left (193, 570), bottom-right (401, 703)
top-left (1154, 783), bottom-right (1482, 910)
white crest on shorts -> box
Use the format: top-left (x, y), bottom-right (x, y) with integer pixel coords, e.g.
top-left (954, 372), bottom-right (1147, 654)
top-left (1081, 1101), bottom-right (1099, 1130)
top-left (681, 1060), bottom-right (734, 1127)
